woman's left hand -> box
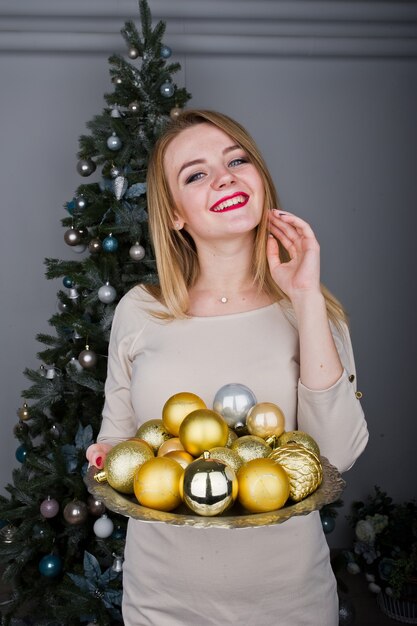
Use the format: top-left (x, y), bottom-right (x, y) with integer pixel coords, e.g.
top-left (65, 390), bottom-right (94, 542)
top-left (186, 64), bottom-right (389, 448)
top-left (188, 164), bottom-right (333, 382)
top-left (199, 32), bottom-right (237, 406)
top-left (267, 210), bottom-right (321, 302)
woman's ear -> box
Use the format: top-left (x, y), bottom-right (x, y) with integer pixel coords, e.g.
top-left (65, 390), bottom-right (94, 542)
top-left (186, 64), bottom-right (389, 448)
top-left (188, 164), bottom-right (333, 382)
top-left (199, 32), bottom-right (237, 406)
top-left (172, 214), bottom-right (184, 230)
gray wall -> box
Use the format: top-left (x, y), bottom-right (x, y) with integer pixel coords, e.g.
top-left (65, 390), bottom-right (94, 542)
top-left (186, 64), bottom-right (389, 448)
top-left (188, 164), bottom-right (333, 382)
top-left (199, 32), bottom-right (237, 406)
top-left (1, 0), bottom-right (416, 547)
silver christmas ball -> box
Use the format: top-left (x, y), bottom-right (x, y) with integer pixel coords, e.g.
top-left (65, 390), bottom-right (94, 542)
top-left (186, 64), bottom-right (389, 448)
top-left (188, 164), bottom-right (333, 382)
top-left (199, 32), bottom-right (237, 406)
top-left (64, 228), bottom-right (83, 246)
top-left (181, 453), bottom-right (237, 516)
top-left (98, 282), bottom-right (117, 304)
top-left (63, 500), bottom-right (88, 525)
top-left (75, 196), bottom-right (87, 211)
top-left (128, 46), bottom-right (139, 59)
top-left (78, 346), bottom-right (97, 369)
top-left (93, 514), bottom-right (114, 538)
top-left (160, 81), bottom-right (174, 98)
top-left (72, 243), bottom-right (87, 253)
top-left (107, 133), bottom-right (122, 151)
top-left (128, 101), bottom-right (140, 113)
top-left (76, 158), bottom-right (96, 177)
top-left (129, 242), bottom-right (145, 261)
top-left (57, 300), bottom-right (68, 313)
top-left (112, 76), bottom-right (122, 85)
top-left (213, 383), bottom-right (257, 428)
top-left (88, 238), bottom-right (102, 254)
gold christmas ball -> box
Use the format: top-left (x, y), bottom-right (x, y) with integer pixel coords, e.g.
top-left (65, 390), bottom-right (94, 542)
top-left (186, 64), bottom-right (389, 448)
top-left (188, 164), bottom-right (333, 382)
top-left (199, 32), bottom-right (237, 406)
top-left (246, 402), bottom-right (286, 439)
top-left (231, 435), bottom-right (272, 463)
top-left (17, 403), bottom-right (30, 421)
top-left (165, 450), bottom-right (195, 469)
top-left (135, 419), bottom-right (172, 453)
top-left (133, 457), bottom-right (183, 511)
top-left (274, 430), bottom-right (320, 458)
top-left (207, 446), bottom-right (243, 474)
top-left (237, 458), bottom-right (290, 513)
top-left (162, 392), bottom-right (206, 436)
top-left (179, 452), bottom-right (238, 516)
top-left (226, 428), bottom-right (238, 447)
top-left (269, 443), bottom-right (323, 502)
top-left (179, 409), bottom-right (228, 457)
top-left (157, 437), bottom-right (185, 457)
top-left (128, 437), bottom-right (153, 452)
top-left (95, 440), bottom-right (154, 494)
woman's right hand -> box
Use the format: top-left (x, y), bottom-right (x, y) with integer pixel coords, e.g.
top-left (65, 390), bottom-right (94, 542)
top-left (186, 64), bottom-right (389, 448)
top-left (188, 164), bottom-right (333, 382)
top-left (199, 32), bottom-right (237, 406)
top-left (86, 443), bottom-right (112, 469)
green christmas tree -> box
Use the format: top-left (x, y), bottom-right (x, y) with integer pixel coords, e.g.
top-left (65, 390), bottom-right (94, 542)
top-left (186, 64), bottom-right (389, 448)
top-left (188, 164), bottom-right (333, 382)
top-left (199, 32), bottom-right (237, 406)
top-left (0, 2), bottom-right (190, 624)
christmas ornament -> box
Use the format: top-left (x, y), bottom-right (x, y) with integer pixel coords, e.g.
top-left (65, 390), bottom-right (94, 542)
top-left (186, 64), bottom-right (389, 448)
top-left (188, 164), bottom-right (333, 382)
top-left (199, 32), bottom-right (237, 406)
top-left (133, 457), bottom-right (183, 511)
top-left (160, 45), bottom-right (172, 58)
top-left (110, 105), bottom-right (122, 117)
top-left (110, 165), bottom-right (122, 178)
top-left (93, 514), bottom-right (114, 538)
top-left (14, 420), bottom-right (28, 436)
top-left (67, 356), bottom-right (84, 372)
top-left (94, 439), bottom-right (154, 494)
top-left (246, 402), bottom-right (285, 439)
top-left (63, 500), bottom-right (88, 525)
top-left (40, 496), bottom-right (59, 518)
top-left (39, 364), bottom-right (47, 376)
top-left (180, 452), bottom-right (238, 516)
top-left (160, 81), bottom-right (174, 98)
top-left (112, 554), bottom-right (123, 573)
top-left (17, 402), bottom-right (30, 421)
top-left (129, 242), bottom-right (145, 261)
top-left (170, 106), bottom-right (182, 120)
top-left (33, 523), bottom-right (48, 540)
top-left (39, 554), bottom-right (62, 577)
top-left (113, 175), bottom-right (128, 200)
top-left (274, 430), bottom-right (320, 458)
top-left (107, 133), bottom-right (122, 151)
top-left (179, 409), bottom-right (229, 457)
top-left (87, 496), bottom-right (106, 517)
top-left (49, 423), bottom-right (61, 439)
top-left (76, 158), bottom-right (96, 177)
top-left (68, 287), bottom-right (79, 301)
top-left (57, 300), bottom-right (69, 313)
top-left (75, 195), bottom-right (87, 211)
top-left (78, 345), bottom-right (97, 369)
top-left (62, 276), bottom-right (74, 288)
top-left (135, 419), bottom-right (172, 453)
top-left (162, 391), bottom-right (207, 436)
top-left (157, 437), bottom-right (185, 457)
top-left (128, 46), bottom-right (140, 59)
top-left (269, 443), bottom-right (323, 502)
top-left (128, 101), bottom-right (140, 113)
top-left (164, 450), bottom-right (194, 469)
top-left (98, 282), bottom-right (117, 304)
top-left (338, 596), bottom-right (356, 625)
top-left (15, 445), bottom-right (27, 463)
top-left (0, 524), bottom-right (16, 544)
top-left (112, 75), bottom-right (123, 85)
top-left (88, 238), bottom-right (102, 254)
top-left (102, 234), bottom-right (119, 253)
top-left (206, 446), bottom-right (243, 474)
top-left (45, 366), bottom-right (57, 379)
top-left (231, 435), bottom-right (272, 463)
top-left (72, 243), bottom-right (87, 253)
top-left (212, 383), bottom-right (257, 429)
top-left (321, 515), bottom-right (336, 534)
top-left (237, 458), bottom-right (290, 513)
top-left (64, 227), bottom-right (83, 246)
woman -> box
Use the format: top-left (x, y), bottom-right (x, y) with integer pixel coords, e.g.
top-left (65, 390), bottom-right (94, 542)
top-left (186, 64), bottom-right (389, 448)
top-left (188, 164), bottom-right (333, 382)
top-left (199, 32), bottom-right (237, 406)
top-left (90, 110), bottom-right (368, 625)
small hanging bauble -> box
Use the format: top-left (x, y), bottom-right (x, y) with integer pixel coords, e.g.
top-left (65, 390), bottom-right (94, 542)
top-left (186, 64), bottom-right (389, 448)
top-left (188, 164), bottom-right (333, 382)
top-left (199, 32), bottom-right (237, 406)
top-left (102, 234), bottom-right (119, 253)
top-left (128, 46), bottom-right (140, 59)
top-left (78, 345), bottom-right (97, 369)
top-left (107, 132), bottom-right (122, 151)
top-left (62, 276), bottom-right (74, 288)
top-left (75, 195), bottom-right (87, 211)
top-left (321, 515), bottom-right (336, 534)
top-left (129, 242), bottom-right (145, 261)
top-left (57, 300), bottom-right (68, 313)
top-left (45, 366), bottom-right (57, 380)
top-left (128, 101), bottom-right (140, 113)
top-left (213, 383), bottom-right (257, 429)
top-left (112, 553), bottom-right (123, 573)
top-left (64, 227), bottom-right (83, 247)
top-left (15, 445), bottom-right (27, 463)
top-left (33, 523), bottom-right (48, 540)
top-left (67, 356), bottom-right (84, 372)
top-left (113, 175), bottom-right (128, 200)
top-left (111, 75), bottom-right (122, 85)
top-left (14, 420), bottom-right (29, 437)
top-left (49, 423), bottom-right (61, 439)
top-left (73, 327), bottom-right (83, 340)
top-left (111, 525), bottom-right (126, 540)
top-left (134, 457), bottom-right (183, 512)
top-left (76, 158), bottom-right (96, 177)
top-left (93, 514), bottom-right (114, 538)
top-left (160, 44), bottom-right (172, 58)
top-left (110, 105), bottom-right (122, 118)
top-left (17, 402), bottom-right (30, 421)
top-left (160, 81), bottom-right (174, 98)
top-left (87, 496), bottom-right (106, 517)
top-left (72, 243), bottom-right (87, 254)
top-left (68, 287), bottom-right (79, 301)
top-left (63, 500), bottom-right (88, 525)
top-left (98, 282), bottom-right (117, 304)
top-left (40, 497), bottom-right (59, 518)
top-left (88, 238), bottom-right (102, 254)
top-left (94, 439), bottom-right (154, 494)
top-left (0, 524), bottom-right (16, 545)
top-left (170, 106), bottom-right (182, 120)
top-left (39, 554), bottom-right (62, 578)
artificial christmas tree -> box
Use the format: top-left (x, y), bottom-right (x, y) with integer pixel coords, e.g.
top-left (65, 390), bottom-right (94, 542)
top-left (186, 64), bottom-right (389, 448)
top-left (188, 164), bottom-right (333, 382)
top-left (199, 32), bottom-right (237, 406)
top-left (0, 2), bottom-right (190, 623)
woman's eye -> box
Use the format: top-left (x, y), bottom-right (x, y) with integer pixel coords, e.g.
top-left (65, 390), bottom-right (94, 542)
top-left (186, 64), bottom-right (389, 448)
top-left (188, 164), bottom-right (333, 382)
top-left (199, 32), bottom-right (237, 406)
top-left (185, 172), bottom-right (205, 184)
top-left (229, 157), bottom-right (248, 167)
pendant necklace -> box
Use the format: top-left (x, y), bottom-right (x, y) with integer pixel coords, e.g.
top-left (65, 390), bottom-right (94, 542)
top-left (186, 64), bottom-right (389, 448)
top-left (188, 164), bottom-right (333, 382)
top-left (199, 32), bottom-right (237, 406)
top-left (220, 297), bottom-right (228, 304)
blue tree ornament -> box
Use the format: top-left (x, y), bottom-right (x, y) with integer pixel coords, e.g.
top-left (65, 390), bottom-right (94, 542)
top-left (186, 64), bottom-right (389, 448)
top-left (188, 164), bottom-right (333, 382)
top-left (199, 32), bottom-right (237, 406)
top-left (15, 445), bottom-right (27, 463)
top-left (102, 234), bottom-right (119, 253)
top-left (39, 554), bottom-right (62, 577)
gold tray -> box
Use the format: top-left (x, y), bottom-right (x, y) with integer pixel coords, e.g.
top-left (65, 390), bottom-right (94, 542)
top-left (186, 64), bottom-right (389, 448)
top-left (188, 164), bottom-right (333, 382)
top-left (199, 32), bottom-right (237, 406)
top-left (84, 456), bottom-right (345, 529)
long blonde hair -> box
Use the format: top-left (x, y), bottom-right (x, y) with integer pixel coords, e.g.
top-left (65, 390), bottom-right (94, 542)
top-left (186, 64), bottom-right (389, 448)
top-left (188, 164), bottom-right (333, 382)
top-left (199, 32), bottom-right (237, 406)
top-left (146, 109), bottom-right (346, 325)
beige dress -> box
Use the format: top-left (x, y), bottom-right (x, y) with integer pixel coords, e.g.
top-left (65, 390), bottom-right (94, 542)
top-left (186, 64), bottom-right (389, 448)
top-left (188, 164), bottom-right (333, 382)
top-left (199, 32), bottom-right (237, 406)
top-left (98, 286), bottom-right (368, 626)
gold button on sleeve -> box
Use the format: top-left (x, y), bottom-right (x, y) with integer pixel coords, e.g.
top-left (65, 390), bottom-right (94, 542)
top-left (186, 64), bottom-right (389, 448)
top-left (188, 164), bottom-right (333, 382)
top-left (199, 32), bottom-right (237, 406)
top-left (355, 391), bottom-right (363, 399)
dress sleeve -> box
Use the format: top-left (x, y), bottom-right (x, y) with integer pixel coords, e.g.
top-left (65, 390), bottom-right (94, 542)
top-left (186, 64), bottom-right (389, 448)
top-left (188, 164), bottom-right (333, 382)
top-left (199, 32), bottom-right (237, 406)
top-left (97, 298), bottom-right (139, 446)
top-left (296, 321), bottom-right (369, 473)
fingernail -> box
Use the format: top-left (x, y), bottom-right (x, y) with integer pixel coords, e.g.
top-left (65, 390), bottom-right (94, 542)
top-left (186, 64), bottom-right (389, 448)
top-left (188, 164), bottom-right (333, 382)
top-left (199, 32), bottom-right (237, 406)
top-left (96, 456), bottom-right (102, 468)
top-left (278, 211), bottom-right (287, 216)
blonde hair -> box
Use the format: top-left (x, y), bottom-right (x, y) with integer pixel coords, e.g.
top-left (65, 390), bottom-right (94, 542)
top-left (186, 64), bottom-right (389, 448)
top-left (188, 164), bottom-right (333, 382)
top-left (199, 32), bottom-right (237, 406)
top-left (146, 109), bottom-right (346, 325)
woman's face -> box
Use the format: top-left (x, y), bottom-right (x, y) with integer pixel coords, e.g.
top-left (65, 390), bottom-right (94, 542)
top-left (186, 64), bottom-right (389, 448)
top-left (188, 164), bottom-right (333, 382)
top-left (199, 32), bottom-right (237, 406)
top-left (164, 123), bottom-right (265, 246)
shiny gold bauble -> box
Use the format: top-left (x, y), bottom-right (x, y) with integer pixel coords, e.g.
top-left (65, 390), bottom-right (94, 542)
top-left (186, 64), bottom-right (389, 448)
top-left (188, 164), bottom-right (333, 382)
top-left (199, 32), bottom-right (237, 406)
top-left (269, 443), bottom-right (323, 502)
top-left (246, 402), bottom-right (285, 439)
top-left (179, 452), bottom-right (238, 516)
top-left (165, 450), bottom-right (195, 469)
top-left (162, 392), bottom-right (206, 436)
top-left (226, 428), bottom-right (238, 447)
top-left (17, 403), bottom-right (30, 421)
top-left (207, 446), bottom-right (243, 474)
top-left (237, 458), bottom-right (290, 513)
top-left (133, 457), bottom-right (183, 512)
top-left (179, 409), bottom-right (228, 457)
top-left (231, 435), bottom-right (272, 463)
top-left (274, 430), bottom-right (320, 458)
top-left (157, 437), bottom-right (185, 457)
top-left (94, 440), bottom-right (154, 494)
top-left (135, 419), bottom-right (172, 453)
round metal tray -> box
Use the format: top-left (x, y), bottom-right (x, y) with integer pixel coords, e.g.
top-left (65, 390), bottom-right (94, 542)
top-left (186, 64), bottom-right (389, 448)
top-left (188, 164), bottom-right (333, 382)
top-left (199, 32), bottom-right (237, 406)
top-left (84, 456), bottom-right (345, 529)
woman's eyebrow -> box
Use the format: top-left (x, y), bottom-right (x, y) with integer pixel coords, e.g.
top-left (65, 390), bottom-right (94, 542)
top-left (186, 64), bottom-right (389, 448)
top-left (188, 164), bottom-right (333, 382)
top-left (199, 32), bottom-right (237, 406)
top-left (177, 144), bottom-right (241, 179)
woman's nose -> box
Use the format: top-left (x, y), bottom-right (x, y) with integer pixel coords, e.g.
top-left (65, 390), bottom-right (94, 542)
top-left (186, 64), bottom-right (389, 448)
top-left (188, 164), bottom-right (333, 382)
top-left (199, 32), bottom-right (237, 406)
top-left (212, 167), bottom-right (236, 189)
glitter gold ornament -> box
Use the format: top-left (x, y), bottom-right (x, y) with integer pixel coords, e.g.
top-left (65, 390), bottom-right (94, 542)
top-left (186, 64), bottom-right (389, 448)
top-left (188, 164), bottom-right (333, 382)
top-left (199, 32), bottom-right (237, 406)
top-left (157, 437), bottom-right (185, 457)
top-left (179, 409), bottom-right (228, 456)
top-left (226, 428), bottom-right (238, 447)
top-left (135, 419), bottom-right (172, 453)
top-left (269, 443), bottom-right (323, 502)
top-left (165, 450), bottom-right (194, 469)
top-left (94, 439), bottom-right (154, 494)
top-left (274, 430), bottom-right (320, 458)
top-left (179, 451), bottom-right (238, 516)
top-left (162, 392), bottom-right (207, 436)
top-left (246, 402), bottom-right (285, 439)
top-left (231, 435), bottom-right (272, 463)
top-left (133, 457), bottom-right (183, 511)
top-left (237, 458), bottom-right (290, 513)
top-left (207, 446), bottom-right (243, 474)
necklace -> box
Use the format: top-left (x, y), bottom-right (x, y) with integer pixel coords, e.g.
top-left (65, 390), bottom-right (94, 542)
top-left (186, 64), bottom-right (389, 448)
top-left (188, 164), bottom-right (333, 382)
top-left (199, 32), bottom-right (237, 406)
top-left (220, 297), bottom-right (228, 304)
